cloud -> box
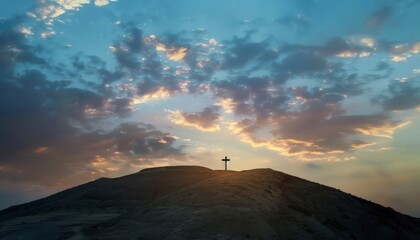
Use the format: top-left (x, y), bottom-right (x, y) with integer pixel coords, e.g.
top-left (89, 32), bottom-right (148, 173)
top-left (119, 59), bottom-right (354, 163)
top-left (281, 37), bottom-right (372, 58)
top-left (207, 30), bottom-right (410, 160)
top-left (110, 43), bottom-right (141, 70)
top-left (70, 53), bottom-right (126, 96)
top-left (28, 0), bottom-right (88, 23)
top-left (112, 97), bottom-right (134, 116)
top-left (107, 26), bottom-right (221, 98)
top-left (277, 51), bottom-right (328, 74)
top-left (211, 70), bottom-right (406, 160)
top-left (215, 98), bottom-right (236, 113)
top-left (134, 86), bottom-right (171, 104)
top-left (28, 0), bottom-right (118, 23)
top-left (386, 42), bottom-right (420, 55)
top-left (94, 0), bottom-right (117, 6)
top-left (2, 5), bottom-right (415, 168)
top-left (0, 20), bottom-right (188, 189)
top-left (0, 18), bottom-right (46, 78)
top-left (40, 30), bottom-right (56, 38)
top-left (2, 0), bottom-right (418, 216)
top-left (213, 76), bottom-right (279, 116)
top-left (366, 6), bottom-right (393, 28)
top-left (167, 107), bottom-right (221, 132)
top-left (56, 0), bottom-right (90, 10)
top-left (0, 122), bottom-right (186, 188)
top-left (156, 43), bottom-right (187, 61)
top-left (391, 56), bottom-right (407, 62)
top-left (376, 61), bottom-right (393, 72)
top-left (19, 27), bottom-right (33, 36)
top-left (360, 38), bottom-right (376, 48)
top-left (336, 51), bottom-right (370, 58)
top-left (143, 33), bottom-right (191, 62)
top-left (0, 23), bottom-right (173, 165)
top-left (222, 34), bottom-right (279, 71)
top-left (0, 73), bottom-right (109, 158)
top-left (227, 110), bottom-right (406, 160)
top-left (374, 81), bottom-right (420, 111)
top-left (123, 27), bottom-right (144, 53)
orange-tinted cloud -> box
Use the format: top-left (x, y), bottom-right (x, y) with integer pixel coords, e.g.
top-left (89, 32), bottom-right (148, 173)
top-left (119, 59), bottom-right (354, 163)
top-left (156, 43), bottom-right (187, 61)
top-left (132, 87), bottom-right (171, 104)
top-left (167, 107), bottom-right (221, 132)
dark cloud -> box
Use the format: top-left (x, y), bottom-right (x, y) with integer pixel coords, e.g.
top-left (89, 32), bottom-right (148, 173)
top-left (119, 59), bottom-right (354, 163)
top-left (277, 51), bottom-right (328, 74)
top-left (292, 85), bottom-right (348, 106)
top-left (270, 37), bottom-right (379, 86)
top-left (17, 69), bottom-right (49, 89)
top-left (214, 70), bottom-right (401, 156)
top-left (182, 44), bottom-right (221, 87)
top-left (112, 43), bottom-right (141, 71)
top-left (366, 6), bottom-right (393, 28)
top-left (0, 20), bottom-right (186, 183)
top-left (318, 37), bottom-right (357, 56)
top-left (273, 112), bottom-right (398, 152)
top-left (0, 19), bottom-right (184, 171)
top-left (70, 53), bottom-right (126, 97)
top-left (137, 76), bottom-right (179, 97)
top-left (214, 76), bottom-right (278, 116)
top-left (374, 81), bottom-right (420, 111)
top-left (0, 71), bottom-right (107, 158)
top-left (113, 98), bottom-right (133, 116)
top-left (69, 27), bottom-right (219, 110)
top-left (124, 27), bottom-right (144, 53)
top-left (222, 34), bottom-right (278, 71)
top-left (206, 28), bottom-right (406, 158)
top-left (108, 26), bottom-right (153, 72)
top-left (280, 37), bottom-right (369, 57)
top-left (318, 72), bottom-right (370, 97)
top-left (231, 99), bottom-right (402, 156)
top-left (382, 41), bottom-right (420, 56)
top-left (108, 27), bottom-right (193, 98)
top-left (0, 122), bottom-right (185, 187)
top-left (375, 61), bottom-right (393, 72)
top-left (97, 68), bottom-right (126, 84)
top-left (179, 106), bottom-right (221, 130)
top-left (0, 19), bottom-right (81, 161)
top-left (321, 92), bottom-right (346, 103)
top-left (0, 17), bottom-right (46, 79)
top-left (106, 123), bottom-right (183, 157)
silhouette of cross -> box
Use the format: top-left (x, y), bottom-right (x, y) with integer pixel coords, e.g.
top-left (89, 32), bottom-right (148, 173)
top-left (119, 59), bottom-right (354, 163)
top-left (221, 156), bottom-right (230, 170)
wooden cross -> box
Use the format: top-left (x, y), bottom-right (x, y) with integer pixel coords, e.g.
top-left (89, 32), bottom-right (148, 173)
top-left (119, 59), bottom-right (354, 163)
top-left (221, 156), bottom-right (230, 170)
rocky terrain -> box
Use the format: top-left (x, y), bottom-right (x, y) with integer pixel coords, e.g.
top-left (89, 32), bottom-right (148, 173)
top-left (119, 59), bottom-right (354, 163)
top-left (1, 166), bottom-right (419, 239)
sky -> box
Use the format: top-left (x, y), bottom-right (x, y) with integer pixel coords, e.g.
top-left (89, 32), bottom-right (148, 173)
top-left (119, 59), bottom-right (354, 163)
top-left (0, 0), bottom-right (419, 216)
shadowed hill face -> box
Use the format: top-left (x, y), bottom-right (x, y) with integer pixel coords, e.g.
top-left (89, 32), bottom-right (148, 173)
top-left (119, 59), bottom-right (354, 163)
top-left (0, 166), bottom-right (218, 217)
top-left (1, 166), bottom-right (420, 240)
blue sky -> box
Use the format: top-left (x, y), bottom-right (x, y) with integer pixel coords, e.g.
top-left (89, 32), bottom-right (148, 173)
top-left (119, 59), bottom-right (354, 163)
top-left (1, 0), bottom-right (420, 216)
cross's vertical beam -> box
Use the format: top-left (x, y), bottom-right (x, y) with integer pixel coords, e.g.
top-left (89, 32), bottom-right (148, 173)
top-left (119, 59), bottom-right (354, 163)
top-left (221, 156), bottom-right (230, 170)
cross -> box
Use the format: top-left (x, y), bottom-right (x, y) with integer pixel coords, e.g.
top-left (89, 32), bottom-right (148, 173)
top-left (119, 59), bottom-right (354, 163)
top-left (221, 156), bottom-right (230, 170)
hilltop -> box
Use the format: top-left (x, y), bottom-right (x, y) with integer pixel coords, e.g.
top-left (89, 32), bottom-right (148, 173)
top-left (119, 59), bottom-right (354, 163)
top-left (1, 166), bottom-right (419, 239)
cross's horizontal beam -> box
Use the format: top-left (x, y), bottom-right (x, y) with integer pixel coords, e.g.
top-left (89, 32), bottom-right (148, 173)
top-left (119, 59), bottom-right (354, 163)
top-left (221, 156), bottom-right (230, 170)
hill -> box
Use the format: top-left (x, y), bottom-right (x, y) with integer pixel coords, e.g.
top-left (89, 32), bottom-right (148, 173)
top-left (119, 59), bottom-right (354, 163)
top-left (1, 166), bottom-right (419, 239)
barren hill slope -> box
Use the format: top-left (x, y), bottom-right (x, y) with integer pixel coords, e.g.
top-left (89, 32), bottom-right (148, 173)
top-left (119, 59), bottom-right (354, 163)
top-left (1, 166), bottom-right (419, 239)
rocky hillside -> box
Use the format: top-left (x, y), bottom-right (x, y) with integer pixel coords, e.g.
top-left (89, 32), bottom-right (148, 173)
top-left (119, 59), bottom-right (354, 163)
top-left (1, 166), bottom-right (419, 239)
